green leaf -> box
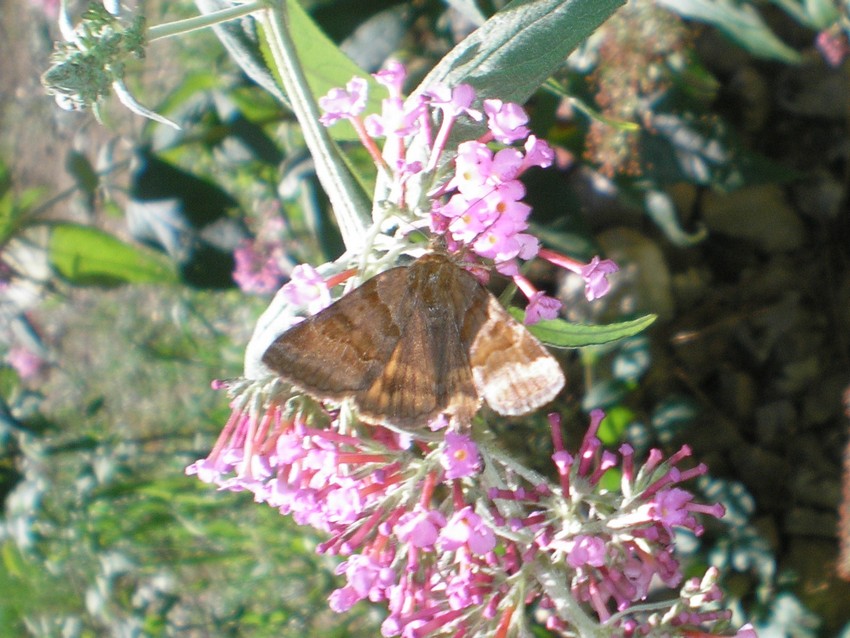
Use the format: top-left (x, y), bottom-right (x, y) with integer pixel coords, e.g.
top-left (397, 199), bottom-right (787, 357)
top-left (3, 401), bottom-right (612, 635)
top-left (644, 189), bottom-right (708, 247)
top-left (0, 193), bottom-right (29, 244)
top-left (194, 0), bottom-right (291, 108)
top-left (286, 1), bottom-right (375, 99)
top-left (640, 113), bottom-right (800, 193)
top-left (1, 541), bottom-right (26, 578)
top-left (510, 310), bottom-right (657, 347)
top-left (270, 0), bottom-right (384, 142)
top-left (155, 70), bottom-right (223, 118)
top-left (65, 150), bottom-right (99, 196)
top-left (598, 466), bottom-right (622, 492)
top-left (545, 80), bottom-right (640, 132)
top-left (0, 161), bottom-right (43, 244)
top-left (48, 224), bottom-right (177, 286)
top-left (656, 0), bottom-right (802, 63)
top-left (229, 84), bottom-right (286, 123)
top-left (256, 4), bottom-right (374, 249)
top-left (597, 405), bottom-right (634, 444)
top-left (417, 0), bottom-right (627, 104)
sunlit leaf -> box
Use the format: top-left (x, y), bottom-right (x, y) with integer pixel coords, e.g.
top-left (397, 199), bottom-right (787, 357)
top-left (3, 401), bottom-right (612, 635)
top-left (0, 180), bottom-right (43, 244)
top-left (260, 0), bottom-right (384, 142)
top-left (419, 0), bottom-right (627, 104)
top-left (597, 405), bottom-right (634, 444)
top-left (48, 224), bottom-right (177, 285)
top-left (511, 311), bottom-right (657, 348)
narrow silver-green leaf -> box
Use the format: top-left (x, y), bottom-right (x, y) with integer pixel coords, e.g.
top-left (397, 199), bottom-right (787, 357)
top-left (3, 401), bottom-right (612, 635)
top-left (194, 0), bottom-right (291, 107)
top-left (261, 3), bottom-right (372, 251)
top-left (655, 0), bottom-right (801, 64)
top-left (416, 0), bottom-right (626, 103)
top-left (510, 310), bottom-right (657, 348)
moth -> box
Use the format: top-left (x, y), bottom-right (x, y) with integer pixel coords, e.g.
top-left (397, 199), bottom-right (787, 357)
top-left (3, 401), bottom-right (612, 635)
top-left (262, 252), bottom-right (565, 428)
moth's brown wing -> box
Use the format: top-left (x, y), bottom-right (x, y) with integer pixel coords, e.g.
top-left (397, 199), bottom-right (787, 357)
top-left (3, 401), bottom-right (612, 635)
top-left (466, 294), bottom-right (565, 416)
top-left (262, 266), bottom-right (409, 401)
top-left (355, 306), bottom-right (480, 426)
top-left (356, 256), bottom-right (481, 427)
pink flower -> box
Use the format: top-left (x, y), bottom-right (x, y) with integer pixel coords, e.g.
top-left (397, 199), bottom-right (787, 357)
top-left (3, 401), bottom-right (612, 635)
top-left (330, 554), bottom-right (394, 611)
top-left (446, 570), bottom-right (483, 609)
top-left (816, 28), bottom-right (850, 68)
top-left (539, 249), bottom-right (619, 302)
top-left (488, 181), bottom-right (530, 224)
top-left (426, 83), bottom-right (480, 121)
top-left (552, 450), bottom-right (574, 475)
top-left (364, 95), bottom-right (425, 140)
top-left (324, 480), bottom-right (366, 525)
top-left (425, 85), bottom-right (482, 172)
top-left (449, 140), bottom-right (493, 195)
top-left (650, 488), bottom-right (695, 529)
top-left (232, 239), bottom-right (285, 295)
top-left (523, 135), bottom-right (554, 169)
top-left (439, 507), bottom-right (496, 555)
top-left (185, 457), bottom-right (230, 484)
top-left (443, 196), bottom-right (496, 243)
top-left (281, 263), bottom-right (331, 314)
top-left (567, 534), bottom-right (607, 568)
top-left (318, 77), bottom-right (368, 125)
top-left (515, 233), bottom-right (540, 260)
top-left (471, 227), bottom-right (518, 261)
top-left (395, 507), bottom-right (446, 549)
top-left (525, 291), bottom-right (561, 325)
top-left (490, 147), bottom-right (524, 182)
top-left (6, 346), bottom-right (46, 379)
top-left (472, 215), bottom-right (531, 262)
top-left (373, 60), bottom-right (407, 95)
top-left (328, 586), bottom-right (361, 613)
top-left (483, 99), bottom-right (530, 144)
top-left (441, 432), bottom-right (481, 479)
top-left (275, 428), bottom-right (309, 463)
top-left (580, 256), bottom-right (619, 301)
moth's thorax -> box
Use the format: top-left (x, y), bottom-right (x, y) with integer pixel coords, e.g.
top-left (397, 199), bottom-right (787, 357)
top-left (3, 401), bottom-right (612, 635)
top-left (408, 252), bottom-right (457, 277)
top-left (406, 253), bottom-right (478, 317)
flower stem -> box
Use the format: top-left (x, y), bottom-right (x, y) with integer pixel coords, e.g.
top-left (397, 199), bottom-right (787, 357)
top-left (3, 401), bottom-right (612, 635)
top-left (147, 1), bottom-right (266, 42)
top-left (259, 1), bottom-right (371, 252)
top-left (533, 563), bottom-right (604, 638)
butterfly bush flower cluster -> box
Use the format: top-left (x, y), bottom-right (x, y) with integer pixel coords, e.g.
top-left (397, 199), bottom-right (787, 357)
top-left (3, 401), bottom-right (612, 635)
top-left (313, 61), bottom-right (617, 324)
top-left (188, 398), bottom-right (750, 637)
top-left (188, 63), bottom-right (755, 637)
top-left (233, 210), bottom-right (289, 295)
